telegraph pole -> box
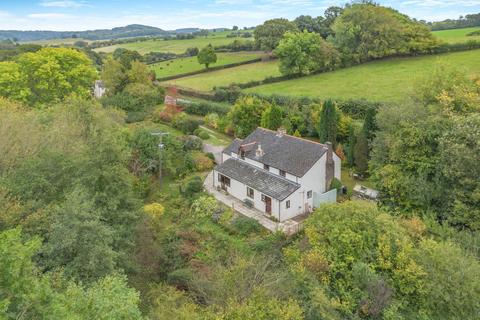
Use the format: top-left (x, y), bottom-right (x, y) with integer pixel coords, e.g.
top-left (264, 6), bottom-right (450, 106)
top-left (151, 132), bottom-right (169, 186)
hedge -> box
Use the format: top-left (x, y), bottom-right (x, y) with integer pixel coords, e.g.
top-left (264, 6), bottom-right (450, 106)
top-left (177, 99), bottom-right (231, 116)
top-left (244, 93), bottom-right (381, 120)
top-left (213, 41), bottom-right (480, 92)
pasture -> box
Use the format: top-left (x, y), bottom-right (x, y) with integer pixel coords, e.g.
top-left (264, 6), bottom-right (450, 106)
top-left (23, 38), bottom-right (90, 45)
top-left (151, 52), bottom-right (264, 78)
top-left (95, 33), bottom-right (253, 54)
top-left (161, 60), bottom-right (281, 91)
top-left (433, 27), bottom-right (480, 43)
top-left (245, 49), bottom-right (480, 102)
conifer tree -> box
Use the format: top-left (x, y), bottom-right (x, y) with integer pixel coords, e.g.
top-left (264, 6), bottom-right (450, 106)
top-left (317, 99), bottom-right (338, 145)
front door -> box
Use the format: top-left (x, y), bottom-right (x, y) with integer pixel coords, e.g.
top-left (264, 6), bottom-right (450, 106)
top-left (264, 196), bottom-right (272, 215)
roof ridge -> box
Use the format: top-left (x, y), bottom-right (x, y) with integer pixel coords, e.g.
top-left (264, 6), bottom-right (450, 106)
top-left (257, 127), bottom-right (328, 148)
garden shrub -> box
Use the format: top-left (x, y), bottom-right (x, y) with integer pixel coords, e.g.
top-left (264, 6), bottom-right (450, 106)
top-left (179, 100), bottom-right (230, 116)
top-left (125, 111), bottom-right (146, 123)
top-left (144, 203), bottom-right (165, 218)
top-left (213, 86), bottom-right (241, 104)
top-left (183, 176), bottom-right (203, 197)
top-left (182, 135), bottom-right (203, 151)
top-left (166, 268), bottom-right (193, 290)
top-left (190, 195), bottom-right (218, 219)
top-left (172, 113), bottom-right (202, 134)
top-left (192, 152), bottom-right (214, 171)
top-left (205, 152), bottom-right (215, 161)
top-left (231, 216), bottom-right (263, 236)
top-left (329, 178), bottom-right (343, 191)
top-left (204, 113), bottom-right (219, 129)
top-left (198, 131), bottom-right (210, 140)
top-left (218, 208), bottom-right (234, 227)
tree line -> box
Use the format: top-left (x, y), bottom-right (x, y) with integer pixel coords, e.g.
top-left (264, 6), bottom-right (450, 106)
top-left (254, 2), bottom-right (439, 77)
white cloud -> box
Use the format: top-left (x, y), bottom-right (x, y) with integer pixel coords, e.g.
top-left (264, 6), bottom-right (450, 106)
top-left (28, 13), bottom-right (72, 19)
top-left (40, 1), bottom-right (89, 8)
top-left (0, 11), bottom-right (11, 18)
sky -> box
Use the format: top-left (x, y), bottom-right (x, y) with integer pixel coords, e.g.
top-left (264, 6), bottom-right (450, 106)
top-left (0, 0), bottom-right (479, 31)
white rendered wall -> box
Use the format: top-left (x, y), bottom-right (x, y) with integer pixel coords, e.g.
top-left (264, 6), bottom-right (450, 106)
top-left (213, 170), bottom-right (280, 216)
top-left (302, 155), bottom-right (327, 197)
top-left (279, 188), bottom-right (309, 221)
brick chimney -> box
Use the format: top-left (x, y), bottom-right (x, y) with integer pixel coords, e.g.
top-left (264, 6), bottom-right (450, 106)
top-left (325, 142), bottom-right (335, 191)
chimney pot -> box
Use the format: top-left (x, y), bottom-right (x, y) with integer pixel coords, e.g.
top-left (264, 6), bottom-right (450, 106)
top-left (276, 128), bottom-right (286, 137)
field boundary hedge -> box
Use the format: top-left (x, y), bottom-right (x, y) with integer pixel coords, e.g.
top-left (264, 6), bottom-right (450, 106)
top-left (214, 40), bottom-right (480, 91)
top-left (162, 41), bottom-right (480, 103)
top-left (156, 57), bottom-right (263, 81)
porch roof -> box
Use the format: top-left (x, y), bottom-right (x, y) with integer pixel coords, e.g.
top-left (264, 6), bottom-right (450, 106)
top-left (215, 158), bottom-right (300, 201)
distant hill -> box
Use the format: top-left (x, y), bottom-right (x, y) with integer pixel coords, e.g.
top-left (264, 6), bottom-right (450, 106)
top-left (0, 24), bottom-right (169, 42)
top-left (173, 28), bottom-right (200, 34)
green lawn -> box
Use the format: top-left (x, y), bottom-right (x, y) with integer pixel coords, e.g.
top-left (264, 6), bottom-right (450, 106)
top-left (245, 49), bottom-right (480, 102)
top-left (95, 33), bottom-right (253, 54)
top-left (151, 52), bottom-right (264, 78)
top-left (199, 126), bottom-right (232, 147)
top-left (433, 27), bottom-right (480, 43)
top-left (162, 60), bottom-right (281, 91)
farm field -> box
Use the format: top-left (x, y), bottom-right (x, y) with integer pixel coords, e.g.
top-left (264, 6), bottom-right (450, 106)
top-left (94, 33), bottom-right (253, 54)
top-left (162, 60), bottom-right (281, 91)
top-left (433, 27), bottom-right (480, 43)
top-left (23, 38), bottom-right (90, 45)
top-left (245, 49), bottom-right (480, 102)
top-left (151, 52), bottom-right (264, 78)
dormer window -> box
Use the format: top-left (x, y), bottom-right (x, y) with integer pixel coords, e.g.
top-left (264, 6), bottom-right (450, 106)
top-left (280, 170), bottom-right (286, 177)
top-left (264, 164), bottom-right (270, 171)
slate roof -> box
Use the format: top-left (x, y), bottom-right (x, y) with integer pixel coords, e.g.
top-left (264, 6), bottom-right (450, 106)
top-left (223, 128), bottom-right (328, 177)
top-left (215, 158), bottom-right (300, 201)
top-left (224, 138), bottom-right (243, 155)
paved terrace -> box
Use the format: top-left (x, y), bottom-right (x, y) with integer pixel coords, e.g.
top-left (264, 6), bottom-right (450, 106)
top-left (204, 171), bottom-right (304, 235)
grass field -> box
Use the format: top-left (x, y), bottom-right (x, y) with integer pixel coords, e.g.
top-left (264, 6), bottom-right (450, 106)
top-left (244, 49), bottom-right (480, 102)
top-left (23, 38), bottom-right (90, 45)
top-left (433, 27), bottom-right (480, 43)
top-left (162, 60), bottom-right (281, 91)
top-left (95, 33), bottom-right (253, 54)
top-left (151, 52), bottom-right (264, 78)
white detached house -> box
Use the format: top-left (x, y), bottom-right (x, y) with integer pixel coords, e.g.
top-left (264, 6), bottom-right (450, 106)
top-left (212, 128), bottom-right (341, 222)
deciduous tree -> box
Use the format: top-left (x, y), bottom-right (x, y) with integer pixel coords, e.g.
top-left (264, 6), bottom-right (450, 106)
top-left (254, 18), bottom-right (298, 52)
top-left (261, 104), bottom-right (284, 130)
top-left (275, 31), bottom-right (339, 75)
top-left (227, 96), bottom-right (270, 138)
top-left (197, 44), bottom-right (217, 68)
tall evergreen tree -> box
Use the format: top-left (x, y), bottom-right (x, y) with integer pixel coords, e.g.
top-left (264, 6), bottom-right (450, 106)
top-left (362, 107), bottom-right (378, 141)
top-left (317, 99), bottom-right (338, 145)
top-left (354, 131), bottom-right (369, 174)
top-left (346, 124), bottom-right (356, 167)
